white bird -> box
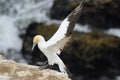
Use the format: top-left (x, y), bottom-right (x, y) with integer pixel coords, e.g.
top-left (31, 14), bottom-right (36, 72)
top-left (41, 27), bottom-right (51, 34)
top-left (32, 0), bottom-right (85, 75)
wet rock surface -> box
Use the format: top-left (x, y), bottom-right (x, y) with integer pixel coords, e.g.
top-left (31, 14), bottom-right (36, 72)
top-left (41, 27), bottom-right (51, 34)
top-left (22, 23), bottom-right (120, 80)
top-left (50, 0), bottom-right (120, 29)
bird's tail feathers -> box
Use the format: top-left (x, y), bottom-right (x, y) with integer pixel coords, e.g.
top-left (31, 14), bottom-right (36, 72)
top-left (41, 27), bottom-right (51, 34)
top-left (55, 55), bottom-right (72, 77)
top-left (64, 66), bottom-right (73, 78)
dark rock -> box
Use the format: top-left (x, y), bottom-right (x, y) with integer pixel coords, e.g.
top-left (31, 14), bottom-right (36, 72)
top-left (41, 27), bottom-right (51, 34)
top-left (22, 23), bottom-right (120, 80)
top-left (50, 0), bottom-right (80, 20)
top-left (50, 0), bottom-right (120, 29)
top-left (66, 32), bottom-right (120, 75)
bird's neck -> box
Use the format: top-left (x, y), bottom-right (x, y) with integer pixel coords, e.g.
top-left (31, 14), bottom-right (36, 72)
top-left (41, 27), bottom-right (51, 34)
top-left (38, 39), bottom-right (46, 46)
top-left (38, 41), bottom-right (46, 50)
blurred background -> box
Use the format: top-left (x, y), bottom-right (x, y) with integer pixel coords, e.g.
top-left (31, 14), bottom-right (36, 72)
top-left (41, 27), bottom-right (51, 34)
top-left (0, 0), bottom-right (120, 80)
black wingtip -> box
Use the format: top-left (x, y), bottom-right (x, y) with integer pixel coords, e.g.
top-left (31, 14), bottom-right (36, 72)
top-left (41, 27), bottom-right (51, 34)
top-left (66, 0), bottom-right (87, 37)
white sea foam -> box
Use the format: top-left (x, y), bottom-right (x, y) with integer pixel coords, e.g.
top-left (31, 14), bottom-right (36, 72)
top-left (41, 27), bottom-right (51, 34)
top-left (74, 24), bottom-right (91, 32)
top-left (0, 16), bottom-right (22, 53)
top-left (116, 76), bottom-right (120, 80)
top-left (105, 28), bottom-right (120, 37)
top-left (0, 0), bottom-right (54, 62)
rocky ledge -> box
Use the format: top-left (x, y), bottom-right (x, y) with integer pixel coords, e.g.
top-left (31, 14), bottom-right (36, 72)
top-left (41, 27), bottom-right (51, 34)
top-left (0, 55), bottom-right (70, 80)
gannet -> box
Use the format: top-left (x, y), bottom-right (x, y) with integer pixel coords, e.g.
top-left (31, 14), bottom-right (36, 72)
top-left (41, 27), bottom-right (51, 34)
top-left (32, 0), bottom-right (85, 75)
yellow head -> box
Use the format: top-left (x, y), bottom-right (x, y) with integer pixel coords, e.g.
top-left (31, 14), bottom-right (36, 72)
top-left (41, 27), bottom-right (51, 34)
top-left (33, 35), bottom-right (40, 44)
top-left (32, 35), bottom-right (45, 50)
top-left (32, 35), bottom-right (41, 50)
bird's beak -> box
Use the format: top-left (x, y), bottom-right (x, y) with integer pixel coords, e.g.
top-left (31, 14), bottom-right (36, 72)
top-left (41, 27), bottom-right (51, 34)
top-left (32, 43), bottom-right (37, 51)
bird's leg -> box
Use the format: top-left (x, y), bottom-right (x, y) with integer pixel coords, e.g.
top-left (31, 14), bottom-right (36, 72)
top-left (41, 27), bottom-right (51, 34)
top-left (36, 61), bottom-right (48, 69)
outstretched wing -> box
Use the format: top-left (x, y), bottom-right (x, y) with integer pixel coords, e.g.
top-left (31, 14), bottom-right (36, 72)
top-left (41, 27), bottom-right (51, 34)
top-left (45, 0), bottom-right (85, 54)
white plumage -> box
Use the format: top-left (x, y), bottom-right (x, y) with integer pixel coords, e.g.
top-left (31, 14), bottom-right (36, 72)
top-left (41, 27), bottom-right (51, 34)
top-left (32, 18), bottom-right (71, 75)
top-left (32, 0), bottom-right (85, 75)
